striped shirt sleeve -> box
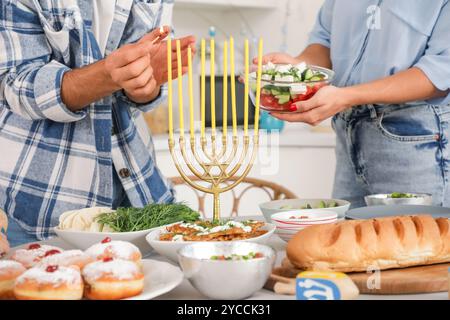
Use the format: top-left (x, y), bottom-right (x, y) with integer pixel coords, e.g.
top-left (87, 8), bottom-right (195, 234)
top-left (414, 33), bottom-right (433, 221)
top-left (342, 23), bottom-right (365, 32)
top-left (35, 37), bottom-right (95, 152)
top-left (0, 3), bottom-right (87, 123)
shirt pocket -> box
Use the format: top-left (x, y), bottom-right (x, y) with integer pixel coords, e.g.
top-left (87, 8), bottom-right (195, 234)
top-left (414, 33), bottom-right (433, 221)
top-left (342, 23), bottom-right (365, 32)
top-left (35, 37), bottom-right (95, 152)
top-left (133, 0), bottom-right (173, 27)
top-left (31, 0), bottom-right (83, 64)
top-left (386, 1), bottom-right (438, 37)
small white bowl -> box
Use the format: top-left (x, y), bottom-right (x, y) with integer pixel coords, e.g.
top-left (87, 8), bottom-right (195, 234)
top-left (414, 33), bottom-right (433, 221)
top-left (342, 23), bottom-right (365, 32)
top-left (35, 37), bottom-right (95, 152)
top-left (259, 199), bottom-right (350, 222)
top-left (271, 209), bottom-right (338, 242)
top-left (54, 227), bottom-right (158, 255)
top-left (146, 223), bottom-right (276, 262)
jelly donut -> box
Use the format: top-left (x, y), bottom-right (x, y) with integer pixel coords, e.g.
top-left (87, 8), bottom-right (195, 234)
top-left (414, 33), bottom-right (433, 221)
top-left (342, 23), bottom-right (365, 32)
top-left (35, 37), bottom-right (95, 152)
top-left (0, 210), bottom-right (9, 257)
top-left (11, 243), bottom-right (64, 268)
top-left (0, 260), bottom-right (26, 299)
top-left (14, 265), bottom-right (83, 300)
top-left (37, 250), bottom-right (93, 269)
top-left (82, 258), bottom-right (144, 300)
top-left (85, 238), bottom-right (141, 263)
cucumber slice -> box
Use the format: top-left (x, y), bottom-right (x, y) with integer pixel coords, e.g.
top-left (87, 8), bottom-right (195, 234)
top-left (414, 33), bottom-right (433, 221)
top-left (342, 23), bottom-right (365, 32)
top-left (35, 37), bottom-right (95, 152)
top-left (309, 76), bottom-right (323, 82)
top-left (276, 94), bottom-right (291, 104)
top-left (271, 89), bottom-right (281, 96)
top-left (302, 69), bottom-right (314, 81)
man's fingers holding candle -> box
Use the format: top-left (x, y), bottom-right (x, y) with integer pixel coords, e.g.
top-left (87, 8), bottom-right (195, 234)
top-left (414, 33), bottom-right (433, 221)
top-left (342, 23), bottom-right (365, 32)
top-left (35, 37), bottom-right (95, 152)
top-left (138, 25), bottom-right (170, 45)
top-left (122, 65), bottom-right (154, 92)
top-left (105, 42), bottom-right (151, 70)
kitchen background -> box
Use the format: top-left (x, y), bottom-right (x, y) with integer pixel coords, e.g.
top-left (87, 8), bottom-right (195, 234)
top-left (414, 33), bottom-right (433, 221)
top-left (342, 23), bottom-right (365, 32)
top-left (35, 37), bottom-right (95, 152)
top-left (147, 0), bottom-right (334, 216)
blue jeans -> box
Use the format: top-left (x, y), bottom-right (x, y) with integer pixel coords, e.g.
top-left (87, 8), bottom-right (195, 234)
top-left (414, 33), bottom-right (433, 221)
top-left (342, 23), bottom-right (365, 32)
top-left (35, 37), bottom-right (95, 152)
top-left (332, 103), bottom-right (450, 209)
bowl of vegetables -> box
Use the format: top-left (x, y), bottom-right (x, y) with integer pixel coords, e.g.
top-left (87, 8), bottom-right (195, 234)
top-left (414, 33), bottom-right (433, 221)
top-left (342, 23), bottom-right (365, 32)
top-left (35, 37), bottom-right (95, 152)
top-left (246, 62), bottom-right (334, 113)
top-left (259, 198), bottom-right (350, 222)
top-left (364, 193), bottom-right (433, 206)
top-left (178, 242), bottom-right (275, 299)
top-left (54, 204), bottom-right (200, 255)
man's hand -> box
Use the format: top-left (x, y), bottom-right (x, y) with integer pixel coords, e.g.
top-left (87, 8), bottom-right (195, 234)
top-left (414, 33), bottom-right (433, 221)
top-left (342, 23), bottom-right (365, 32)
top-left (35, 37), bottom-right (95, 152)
top-left (61, 26), bottom-right (196, 109)
top-left (270, 86), bottom-right (352, 126)
top-left (140, 27), bottom-right (196, 86)
top-left (104, 28), bottom-right (162, 104)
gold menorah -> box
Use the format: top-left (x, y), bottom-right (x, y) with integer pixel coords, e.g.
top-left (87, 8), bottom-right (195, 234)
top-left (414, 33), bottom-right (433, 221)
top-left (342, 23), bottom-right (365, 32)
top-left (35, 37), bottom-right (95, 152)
top-left (166, 36), bottom-right (263, 220)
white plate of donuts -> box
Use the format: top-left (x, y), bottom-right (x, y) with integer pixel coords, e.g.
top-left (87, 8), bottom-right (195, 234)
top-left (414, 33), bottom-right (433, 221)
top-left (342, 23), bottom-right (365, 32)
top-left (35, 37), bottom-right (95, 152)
top-left (0, 237), bottom-right (183, 300)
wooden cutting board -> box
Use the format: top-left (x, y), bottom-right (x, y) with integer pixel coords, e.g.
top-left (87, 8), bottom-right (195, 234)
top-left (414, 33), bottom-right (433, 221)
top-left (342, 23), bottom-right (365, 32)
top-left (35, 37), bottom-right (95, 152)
top-left (266, 258), bottom-right (450, 295)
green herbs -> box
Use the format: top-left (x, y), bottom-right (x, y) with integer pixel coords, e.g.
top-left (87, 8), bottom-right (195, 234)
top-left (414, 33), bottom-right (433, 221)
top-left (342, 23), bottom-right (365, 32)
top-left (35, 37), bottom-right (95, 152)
top-left (389, 192), bottom-right (417, 199)
top-left (96, 203), bottom-right (200, 232)
top-left (210, 252), bottom-right (264, 261)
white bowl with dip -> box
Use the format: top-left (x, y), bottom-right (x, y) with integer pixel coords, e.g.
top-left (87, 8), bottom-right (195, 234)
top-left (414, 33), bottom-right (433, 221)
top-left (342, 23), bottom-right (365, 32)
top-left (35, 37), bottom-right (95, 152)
top-left (146, 222), bottom-right (276, 262)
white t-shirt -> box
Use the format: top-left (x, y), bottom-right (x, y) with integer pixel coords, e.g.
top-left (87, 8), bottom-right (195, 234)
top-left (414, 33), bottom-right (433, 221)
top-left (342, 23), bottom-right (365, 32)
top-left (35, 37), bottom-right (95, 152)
top-left (92, 1), bottom-right (116, 55)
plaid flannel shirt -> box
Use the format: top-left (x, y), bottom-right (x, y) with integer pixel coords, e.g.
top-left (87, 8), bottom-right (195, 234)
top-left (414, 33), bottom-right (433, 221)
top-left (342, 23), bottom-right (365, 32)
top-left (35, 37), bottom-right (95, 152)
top-left (0, 0), bottom-right (175, 239)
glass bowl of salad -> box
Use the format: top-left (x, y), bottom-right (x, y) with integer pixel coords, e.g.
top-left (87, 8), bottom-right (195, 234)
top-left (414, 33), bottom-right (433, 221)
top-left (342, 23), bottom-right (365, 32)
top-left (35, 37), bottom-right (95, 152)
top-left (245, 62), bottom-right (334, 113)
top-left (364, 193), bottom-right (433, 206)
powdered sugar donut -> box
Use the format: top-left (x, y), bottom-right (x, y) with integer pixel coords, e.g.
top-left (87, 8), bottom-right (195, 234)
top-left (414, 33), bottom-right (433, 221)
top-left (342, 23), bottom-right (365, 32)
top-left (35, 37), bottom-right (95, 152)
top-left (14, 265), bottom-right (83, 300)
top-left (82, 258), bottom-right (144, 300)
top-left (85, 238), bottom-right (141, 263)
top-left (37, 250), bottom-right (93, 269)
top-left (0, 260), bottom-right (26, 299)
top-left (11, 243), bottom-right (64, 268)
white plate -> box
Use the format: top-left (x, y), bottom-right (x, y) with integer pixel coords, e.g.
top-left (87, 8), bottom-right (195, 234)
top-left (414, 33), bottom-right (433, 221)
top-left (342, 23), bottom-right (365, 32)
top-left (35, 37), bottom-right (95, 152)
top-left (146, 223), bottom-right (276, 262)
top-left (124, 259), bottom-right (183, 300)
top-left (8, 241), bottom-right (183, 300)
top-left (54, 227), bottom-right (159, 256)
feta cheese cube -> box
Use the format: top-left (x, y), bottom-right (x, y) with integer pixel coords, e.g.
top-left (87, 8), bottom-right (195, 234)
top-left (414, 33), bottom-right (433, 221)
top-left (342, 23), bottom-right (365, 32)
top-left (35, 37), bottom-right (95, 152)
top-left (275, 74), bottom-right (294, 82)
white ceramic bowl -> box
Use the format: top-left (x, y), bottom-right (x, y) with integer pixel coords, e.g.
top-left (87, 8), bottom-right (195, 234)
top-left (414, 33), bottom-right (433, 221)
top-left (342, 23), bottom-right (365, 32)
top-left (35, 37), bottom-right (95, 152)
top-left (178, 242), bottom-right (276, 299)
top-left (54, 227), bottom-right (158, 255)
top-left (146, 223), bottom-right (276, 262)
top-left (259, 198), bottom-right (350, 221)
top-left (271, 209), bottom-right (338, 242)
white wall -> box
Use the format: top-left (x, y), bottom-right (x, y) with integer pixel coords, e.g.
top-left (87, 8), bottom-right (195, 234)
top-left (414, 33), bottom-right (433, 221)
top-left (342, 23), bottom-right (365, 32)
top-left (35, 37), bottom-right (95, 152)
top-left (172, 0), bottom-right (324, 57)
top-left (168, 0), bottom-right (325, 129)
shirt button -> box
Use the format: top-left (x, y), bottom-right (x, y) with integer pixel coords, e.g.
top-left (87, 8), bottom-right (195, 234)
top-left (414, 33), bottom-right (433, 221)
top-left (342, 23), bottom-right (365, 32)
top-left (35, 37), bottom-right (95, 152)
top-left (119, 168), bottom-right (131, 178)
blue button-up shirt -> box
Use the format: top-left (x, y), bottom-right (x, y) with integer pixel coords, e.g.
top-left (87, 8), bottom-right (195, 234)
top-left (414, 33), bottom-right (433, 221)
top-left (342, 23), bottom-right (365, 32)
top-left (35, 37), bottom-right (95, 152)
top-left (0, 0), bottom-right (175, 239)
top-left (308, 0), bottom-right (450, 105)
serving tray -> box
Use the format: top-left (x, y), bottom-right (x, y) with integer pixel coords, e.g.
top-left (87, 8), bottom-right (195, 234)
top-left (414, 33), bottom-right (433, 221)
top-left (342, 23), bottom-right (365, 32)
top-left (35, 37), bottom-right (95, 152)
top-left (266, 258), bottom-right (450, 295)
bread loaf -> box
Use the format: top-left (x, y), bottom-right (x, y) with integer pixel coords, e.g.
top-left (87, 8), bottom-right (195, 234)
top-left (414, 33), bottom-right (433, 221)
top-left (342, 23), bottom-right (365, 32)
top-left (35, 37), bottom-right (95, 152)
top-left (286, 215), bottom-right (450, 272)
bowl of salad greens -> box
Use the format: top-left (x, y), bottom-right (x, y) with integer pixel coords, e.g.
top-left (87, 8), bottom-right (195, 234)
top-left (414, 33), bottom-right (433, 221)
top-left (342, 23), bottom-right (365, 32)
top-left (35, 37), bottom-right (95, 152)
top-left (54, 203), bottom-right (200, 254)
top-left (245, 62), bottom-right (334, 113)
top-left (259, 198), bottom-right (350, 222)
top-left (364, 193), bottom-right (432, 206)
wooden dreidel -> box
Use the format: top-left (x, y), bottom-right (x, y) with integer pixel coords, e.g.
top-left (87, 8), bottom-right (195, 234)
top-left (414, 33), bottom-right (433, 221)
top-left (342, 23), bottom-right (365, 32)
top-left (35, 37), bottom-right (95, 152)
top-left (295, 271), bottom-right (359, 300)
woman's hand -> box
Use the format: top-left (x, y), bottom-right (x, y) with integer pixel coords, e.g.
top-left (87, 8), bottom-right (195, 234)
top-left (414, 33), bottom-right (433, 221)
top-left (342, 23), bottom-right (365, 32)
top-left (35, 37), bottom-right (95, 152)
top-left (252, 52), bottom-right (300, 66)
top-left (270, 86), bottom-right (353, 126)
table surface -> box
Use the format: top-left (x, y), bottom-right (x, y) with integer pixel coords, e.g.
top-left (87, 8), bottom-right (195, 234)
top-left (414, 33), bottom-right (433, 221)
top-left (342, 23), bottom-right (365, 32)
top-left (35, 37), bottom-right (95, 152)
top-left (23, 235), bottom-right (448, 300)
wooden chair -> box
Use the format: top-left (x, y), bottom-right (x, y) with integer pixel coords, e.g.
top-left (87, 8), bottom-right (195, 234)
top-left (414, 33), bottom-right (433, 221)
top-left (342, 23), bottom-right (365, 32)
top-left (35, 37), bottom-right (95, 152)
top-left (170, 176), bottom-right (297, 217)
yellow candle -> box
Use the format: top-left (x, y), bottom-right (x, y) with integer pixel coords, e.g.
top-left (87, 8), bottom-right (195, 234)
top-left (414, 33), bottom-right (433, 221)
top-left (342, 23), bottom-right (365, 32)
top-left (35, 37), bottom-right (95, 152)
top-left (222, 41), bottom-right (228, 137)
top-left (200, 39), bottom-right (206, 139)
top-left (176, 40), bottom-right (184, 136)
top-left (167, 37), bottom-right (173, 141)
top-left (229, 37), bottom-right (237, 137)
top-left (254, 38), bottom-right (263, 133)
top-left (210, 38), bottom-right (216, 135)
top-left (187, 46), bottom-right (195, 139)
top-left (244, 39), bottom-right (249, 136)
